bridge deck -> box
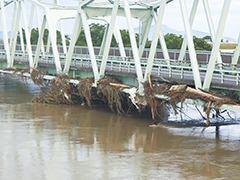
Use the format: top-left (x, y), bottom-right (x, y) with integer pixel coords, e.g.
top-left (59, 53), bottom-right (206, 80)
top-left (0, 49), bottom-right (239, 91)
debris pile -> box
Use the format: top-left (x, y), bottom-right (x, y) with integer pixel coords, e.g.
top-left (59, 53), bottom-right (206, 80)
top-left (2, 67), bottom-right (240, 126)
top-left (32, 76), bottom-right (80, 105)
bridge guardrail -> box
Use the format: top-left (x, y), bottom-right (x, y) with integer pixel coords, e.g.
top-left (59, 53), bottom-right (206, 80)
top-left (0, 47), bottom-right (240, 87)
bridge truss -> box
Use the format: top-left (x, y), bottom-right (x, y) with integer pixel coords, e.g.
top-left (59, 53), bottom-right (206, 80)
top-left (0, 0), bottom-right (239, 91)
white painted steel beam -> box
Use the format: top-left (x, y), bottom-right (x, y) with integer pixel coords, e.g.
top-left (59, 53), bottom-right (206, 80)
top-left (113, 22), bottom-right (126, 59)
top-left (10, 1), bottom-right (21, 67)
top-left (143, 0), bottom-right (167, 82)
top-left (99, 23), bottom-right (109, 56)
top-left (179, 0), bottom-right (202, 89)
top-left (21, 1), bottom-right (34, 68)
top-left (64, 10), bottom-right (82, 74)
top-left (45, 8), bottom-right (62, 73)
top-left (139, 15), bottom-right (152, 58)
top-left (36, 6), bottom-right (45, 54)
top-left (55, 0), bottom-right (67, 54)
top-left (10, 1), bottom-right (17, 49)
top-left (19, 26), bottom-right (25, 54)
top-left (99, 0), bottom-right (119, 80)
top-left (203, 0), bottom-right (231, 90)
top-left (1, 0), bottom-right (238, 94)
top-left (178, 0), bottom-right (199, 61)
top-left (34, 16), bottom-right (47, 68)
top-left (44, 7), bottom-right (76, 73)
top-left (0, 0), bottom-right (10, 67)
top-left (232, 34), bottom-right (240, 64)
top-left (202, 0), bottom-right (222, 64)
top-left (153, 10), bottom-right (169, 64)
top-left (79, 6), bottom-right (99, 82)
top-left (123, 0), bottom-right (143, 85)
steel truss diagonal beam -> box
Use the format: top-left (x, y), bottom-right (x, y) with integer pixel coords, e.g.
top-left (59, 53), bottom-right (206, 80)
top-left (143, 0), bottom-right (167, 82)
top-left (79, 5), bottom-right (99, 82)
top-left (64, 10), bottom-right (82, 74)
top-left (232, 34), bottom-right (240, 65)
top-left (202, 0), bottom-right (222, 64)
top-left (123, 0), bottom-right (143, 88)
top-left (203, 0), bottom-right (231, 90)
top-left (99, 0), bottom-right (119, 80)
top-left (0, 0), bottom-right (10, 67)
top-left (178, 0), bottom-right (199, 62)
top-left (1, 0), bottom-right (239, 94)
top-left (179, 0), bottom-right (202, 89)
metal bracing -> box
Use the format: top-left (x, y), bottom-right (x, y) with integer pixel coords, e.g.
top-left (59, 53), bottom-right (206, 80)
top-left (203, 0), bottom-right (231, 90)
top-left (79, 4), bottom-right (99, 82)
top-left (55, 0), bottom-right (67, 54)
top-left (9, 1), bottom-right (16, 49)
top-left (45, 8), bottom-right (62, 73)
top-left (1, 0), bottom-right (239, 93)
top-left (139, 15), bottom-right (152, 59)
top-left (113, 22), bottom-right (126, 60)
top-left (99, 0), bottom-right (119, 80)
top-left (178, 0), bottom-right (199, 61)
top-left (45, 8), bottom-right (77, 73)
top-left (99, 23), bottom-right (109, 56)
top-left (232, 34), bottom-right (240, 64)
top-left (10, 0), bottom-right (21, 67)
top-left (0, 0), bottom-right (10, 67)
top-left (36, 6), bottom-right (45, 54)
top-left (46, 36), bottom-right (51, 53)
top-left (64, 10), bottom-right (82, 74)
top-left (202, 0), bottom-right (222, 64)
top-left (19, 25), bottom-right (25, 54)
top-left (143, 0), bottom-right (167, 82)
top-left (34, 15), bottom-right (46, 68)
top-left (20, 1), bottom-right (34, 68)
top-left (98, 18), bottom-right (126, 60)
top-left (179, 0), bottom-right (202, 90)
top-left (152, 10), bottom-right (169, 65)
top-left (123, 0), bottom-right (144, 90)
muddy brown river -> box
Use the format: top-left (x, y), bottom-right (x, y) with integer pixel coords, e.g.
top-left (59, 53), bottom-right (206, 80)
top-left (1, 75), bottom-right (240, 180)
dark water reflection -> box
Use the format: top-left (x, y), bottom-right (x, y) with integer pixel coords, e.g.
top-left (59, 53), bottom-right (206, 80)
top-left (1, 76), bottom-right (240, 180)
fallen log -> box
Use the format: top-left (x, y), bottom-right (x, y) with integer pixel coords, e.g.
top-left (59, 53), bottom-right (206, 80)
top-left (186, 87), bottom-right (222, 102)
top-left (170, 85), bottom-right (223, 102)
top-left (148, 73), bottom-right (157, 125)
top-left (96, 81), bottom-right (134, 88)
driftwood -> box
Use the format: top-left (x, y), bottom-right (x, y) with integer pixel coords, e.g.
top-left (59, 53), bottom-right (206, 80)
top-left (186, 87), bottom-right (222, 102)
top-left (97, 81), bottom-right (134, 88)
top-left (148, 73), bottom-right (157, 125)
top-left (170, 85), bottom-right (231, 103)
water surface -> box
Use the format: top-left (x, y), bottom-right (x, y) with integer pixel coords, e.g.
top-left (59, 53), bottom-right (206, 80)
top-left (1, 75), bottom-right (240, 180)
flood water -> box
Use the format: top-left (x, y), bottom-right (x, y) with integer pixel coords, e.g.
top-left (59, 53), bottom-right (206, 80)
top-left (1, 75), bottom-right (240, 180)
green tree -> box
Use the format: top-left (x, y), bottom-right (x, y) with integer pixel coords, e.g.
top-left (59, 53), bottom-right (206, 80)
top-left (203, 35), bottom-right (212, 42)
top-left (193, 36), bottom-right (212, 51)
top-left (164, 33), bottom-right (183, 49)
top-left (17, 28), bottom-right (70, 46)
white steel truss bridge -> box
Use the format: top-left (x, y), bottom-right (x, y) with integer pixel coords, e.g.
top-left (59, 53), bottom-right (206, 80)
top-left (0, 0), bottom-right (239, 92)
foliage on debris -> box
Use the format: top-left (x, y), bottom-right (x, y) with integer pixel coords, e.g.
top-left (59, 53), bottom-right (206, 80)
top-left (97, 77), bottom-right (129, 115)
top-left (5, 66), bottom-right (237, 126)
top-left (32, 76), bottom-right (80, 105)
top-left (78, 77), bottom-right (94, 108)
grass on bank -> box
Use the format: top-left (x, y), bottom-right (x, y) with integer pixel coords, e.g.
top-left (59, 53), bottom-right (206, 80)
top-left (209, 43), bottom-right (237, 49)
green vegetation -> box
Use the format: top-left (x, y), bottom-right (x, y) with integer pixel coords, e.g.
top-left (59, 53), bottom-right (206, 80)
top-left (17, 28), bottom-right (71, 46)
top-left (17, 23), bottom-right (213, 51)
top-left (219, 43), bottom-right (237, 49)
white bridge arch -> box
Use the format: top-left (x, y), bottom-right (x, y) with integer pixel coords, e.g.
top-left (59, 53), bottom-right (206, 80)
top-left (0, 0), bottom-right (239, 91)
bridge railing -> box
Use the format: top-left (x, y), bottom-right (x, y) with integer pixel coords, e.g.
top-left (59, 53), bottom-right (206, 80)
top-left (1, 44), bottom-right (237, 65)
top-left (0, 44), bottom-right (240, 87)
